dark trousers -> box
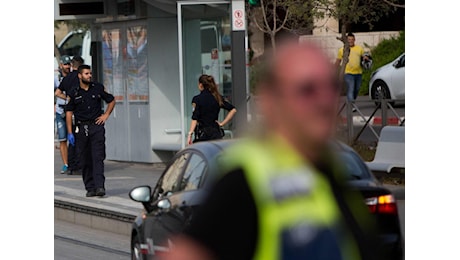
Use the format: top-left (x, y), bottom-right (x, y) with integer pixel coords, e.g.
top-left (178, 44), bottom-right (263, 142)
top-left (68, 124), bottom-right (81, 171)
top-left (194, 126), bottom-right (223, 143)
top-left (344, 73), bottom-right (362, 101)
top-left (75, 123), bottom-right (106, 192)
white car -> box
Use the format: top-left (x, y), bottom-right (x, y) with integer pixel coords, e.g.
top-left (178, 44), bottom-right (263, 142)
top-left (369, 53), bottom-right (405, 102)
top-left (54, 29), bottom-right (92, 76)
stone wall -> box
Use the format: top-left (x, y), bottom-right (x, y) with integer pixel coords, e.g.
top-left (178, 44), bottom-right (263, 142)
top-left (299, 31), bottom-right (400, 62)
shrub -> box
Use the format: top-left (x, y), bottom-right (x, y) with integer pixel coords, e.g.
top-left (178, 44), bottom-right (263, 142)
top-left (360, 31), bottom-right (405, 95)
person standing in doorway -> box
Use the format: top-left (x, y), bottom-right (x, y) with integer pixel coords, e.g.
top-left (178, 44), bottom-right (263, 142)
top-left (335, 33), bottom-right (369, 104)
top-left (55, 56), bottom-right (84, 175)
top-left (186, 75), bottom-right (237, 145)
top-left (54, 55), bottom-right (71, 174)
top-left (65, 65), bottom-right (115, 198)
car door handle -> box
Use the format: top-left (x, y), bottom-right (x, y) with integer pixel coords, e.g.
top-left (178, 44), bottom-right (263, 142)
top-left (179, 201), bottom-right (187, 211)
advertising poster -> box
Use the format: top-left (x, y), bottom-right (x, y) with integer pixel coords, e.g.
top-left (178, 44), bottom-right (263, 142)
top-left (102, 29), bottom-right (124, 102)
top-left (127, 26), bottom-right (149, 102)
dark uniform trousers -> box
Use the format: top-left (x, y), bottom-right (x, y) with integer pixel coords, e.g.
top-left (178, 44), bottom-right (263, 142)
top-left (75, 122), bottom-right (106, 191)
top-left (194, 125), bottom-right (223, 143)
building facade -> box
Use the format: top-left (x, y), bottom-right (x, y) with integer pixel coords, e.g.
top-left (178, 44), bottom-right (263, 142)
top-left (55, 0), bottom-right (403, 163)
top-left (55, 0), bottom-right (238, 163)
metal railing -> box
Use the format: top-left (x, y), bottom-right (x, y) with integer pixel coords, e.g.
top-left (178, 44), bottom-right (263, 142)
top-left (337, 98), bottom-right (405, 145)
top-left (248, 95), bottom-right (404, 146)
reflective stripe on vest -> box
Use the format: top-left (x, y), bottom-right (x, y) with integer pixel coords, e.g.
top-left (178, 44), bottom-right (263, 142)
top-left (221, 137), bottom-right (361, 260)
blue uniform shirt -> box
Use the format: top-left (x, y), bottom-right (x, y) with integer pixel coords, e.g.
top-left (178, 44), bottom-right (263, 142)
top-left (58, 70), bottom-right (79, 94)
top-left (66, 82), bottom-right (114, 122)
top-left (191, 89), bottom-right (235, 128)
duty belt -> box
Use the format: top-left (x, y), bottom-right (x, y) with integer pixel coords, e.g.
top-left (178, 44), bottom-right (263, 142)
top-left (76, 120), bottom-right (96, 125)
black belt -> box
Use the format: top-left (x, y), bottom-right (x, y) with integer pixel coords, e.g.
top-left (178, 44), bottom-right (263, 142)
top-left (76, 120), bottom-right (96, 125)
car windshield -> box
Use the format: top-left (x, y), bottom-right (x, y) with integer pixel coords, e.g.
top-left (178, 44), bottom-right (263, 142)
top-left (338, 152), bottom-right (371, 180)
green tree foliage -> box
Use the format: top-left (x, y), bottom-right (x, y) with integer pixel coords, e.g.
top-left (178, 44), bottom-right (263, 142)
top-left (283, 0), bottom-right (329, 35)
top-left (360, 31), bottom-right (405, 95)
top-left (54, 20), bottom-right (90, 30)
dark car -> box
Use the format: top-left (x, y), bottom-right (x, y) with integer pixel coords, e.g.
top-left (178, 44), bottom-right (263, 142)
top-left (129, 140), bottom-right (403, 260)
top-left (331, 142), bottom-right (403, 259)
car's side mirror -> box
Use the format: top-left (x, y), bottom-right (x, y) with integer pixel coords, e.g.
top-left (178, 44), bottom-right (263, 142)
top-left (129, 186), bottom-right (152, 203)
top-left (393, 58), bottom-right (404, 69)
top-left (157, 198), bottom-right (172, 210)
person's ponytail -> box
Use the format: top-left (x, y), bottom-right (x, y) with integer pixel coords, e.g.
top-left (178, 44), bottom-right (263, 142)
top-left (199, 74), bottom-right (223, 106)
top-left (207, 75), bottom-right (223, 107)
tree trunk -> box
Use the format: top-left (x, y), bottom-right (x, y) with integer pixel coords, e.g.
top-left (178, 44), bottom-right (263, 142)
top-left (338, 23), bottom-right (350, 88)
top-left (271, 0), bottom-right (277, 54)
top-left (270, 33), bottom-right (277, 54)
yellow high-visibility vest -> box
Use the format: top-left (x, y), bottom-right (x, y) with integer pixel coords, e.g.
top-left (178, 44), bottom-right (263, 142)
top-left (219, 136), bottom-right (362, 260)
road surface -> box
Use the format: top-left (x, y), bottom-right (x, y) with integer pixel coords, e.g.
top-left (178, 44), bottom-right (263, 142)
top-left (55, 220), bottom-right (130, 260)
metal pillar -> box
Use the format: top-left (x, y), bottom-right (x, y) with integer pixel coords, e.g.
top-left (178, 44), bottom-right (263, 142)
top-left (346, 100), bottom-right (353, 144)
top-left (382, 99), bottom-right (388, 127)
top-left (231, 0), bottom-right (248, 136)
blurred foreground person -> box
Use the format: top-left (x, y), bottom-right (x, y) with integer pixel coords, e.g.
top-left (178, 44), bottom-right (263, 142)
top-left (164, 42), bottom-right (381, 260)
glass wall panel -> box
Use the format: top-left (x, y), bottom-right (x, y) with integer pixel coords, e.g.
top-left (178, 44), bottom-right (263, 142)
top-left (180, 3), bottom-right (233, 137)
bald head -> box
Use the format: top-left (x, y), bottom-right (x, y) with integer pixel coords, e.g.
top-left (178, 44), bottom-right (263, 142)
top-left (261, 42), bottom-right (334, 90)
top-left (257, 41), bottom-right (340, 158)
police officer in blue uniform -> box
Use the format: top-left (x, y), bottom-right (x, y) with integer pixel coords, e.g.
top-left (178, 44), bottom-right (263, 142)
top-left (65, 65), bottom-right (115, 197)
top-left (186, 74), bottom-right (237, 145)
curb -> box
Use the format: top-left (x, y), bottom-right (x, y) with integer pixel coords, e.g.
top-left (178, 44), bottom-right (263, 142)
top-left (55, 199), bottom-right (136, 222)
top-left (340, 116), bottom-right (404, 126)
top-left (55, 199), bottom-right (136, 236)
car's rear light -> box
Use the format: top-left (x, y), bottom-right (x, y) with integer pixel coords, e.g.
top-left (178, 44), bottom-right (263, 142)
top-left (140, 244), bottom-right (149, 255)
top-left (365, 194), bottom-right (398, 214)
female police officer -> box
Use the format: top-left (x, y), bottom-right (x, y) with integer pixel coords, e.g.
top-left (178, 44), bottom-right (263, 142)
top-left (187, 75), bottom-right (237, 145)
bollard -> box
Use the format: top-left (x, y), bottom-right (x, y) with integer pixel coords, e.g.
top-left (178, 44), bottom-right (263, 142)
top-left (381, 99), bottom-right (388, 127)
top-left (346, 100), bottom-right (353, 144)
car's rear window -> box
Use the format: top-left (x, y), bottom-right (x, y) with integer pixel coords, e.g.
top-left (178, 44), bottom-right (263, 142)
top-left (338, 152), bottom-right (372, 180)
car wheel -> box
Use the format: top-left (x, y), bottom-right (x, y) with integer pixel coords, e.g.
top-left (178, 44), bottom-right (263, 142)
top-left (371, 80), bottom-right (394, 106)
top-left (131, 234), bottom-right (146, 260)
